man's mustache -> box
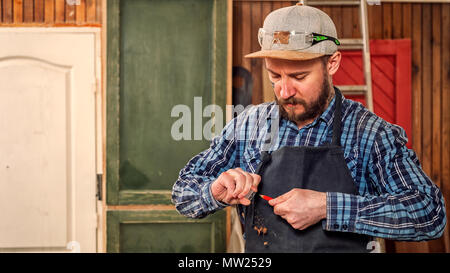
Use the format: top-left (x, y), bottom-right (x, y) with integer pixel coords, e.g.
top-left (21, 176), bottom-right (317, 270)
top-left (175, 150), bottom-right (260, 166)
top-left (278, 97), bottom-right (308, 107)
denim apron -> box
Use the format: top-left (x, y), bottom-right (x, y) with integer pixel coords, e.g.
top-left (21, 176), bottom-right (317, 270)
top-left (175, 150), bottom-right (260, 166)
top-left (244, 89), bottom-right (371, 253)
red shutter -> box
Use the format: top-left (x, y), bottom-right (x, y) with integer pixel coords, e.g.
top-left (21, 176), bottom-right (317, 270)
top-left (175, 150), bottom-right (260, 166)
top-left (333, 39), bottom-right (412, 148)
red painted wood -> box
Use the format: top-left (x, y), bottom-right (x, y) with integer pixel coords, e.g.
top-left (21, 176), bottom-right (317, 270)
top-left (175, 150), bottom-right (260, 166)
top-left (333, 39), bottom-right (412, 148)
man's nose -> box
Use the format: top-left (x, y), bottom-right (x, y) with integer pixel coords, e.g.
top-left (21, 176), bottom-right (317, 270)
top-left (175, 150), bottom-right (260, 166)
top-left (279, 78), bottom-right (296, 99)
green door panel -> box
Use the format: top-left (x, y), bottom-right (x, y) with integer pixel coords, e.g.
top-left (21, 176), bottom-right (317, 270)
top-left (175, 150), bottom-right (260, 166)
top-left (107, 0), bottom-right (228, 205)
top-left (106, 0), bottom-right (229, 253)
top-left (107, 210), bottom-right (226, 253)
top-left (119, 0), bottom-right (213, 192)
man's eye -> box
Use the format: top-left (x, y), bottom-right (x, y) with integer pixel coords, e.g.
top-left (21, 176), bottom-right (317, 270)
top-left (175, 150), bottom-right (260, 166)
top-left (295, 76), bottom-right (306, 81)
top-left (271, 74), bottom-right (280, 79)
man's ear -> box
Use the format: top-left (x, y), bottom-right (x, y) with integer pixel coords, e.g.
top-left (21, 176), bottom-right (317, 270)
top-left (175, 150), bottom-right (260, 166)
top-left (327, 51), bottom-right (341, 76)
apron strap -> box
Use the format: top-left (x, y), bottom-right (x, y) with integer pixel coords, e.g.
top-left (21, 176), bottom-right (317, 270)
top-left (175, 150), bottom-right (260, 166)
top-left (332, 87), bottom-right (343, 147)
top-left (256, 151), bottom-right (272, 174)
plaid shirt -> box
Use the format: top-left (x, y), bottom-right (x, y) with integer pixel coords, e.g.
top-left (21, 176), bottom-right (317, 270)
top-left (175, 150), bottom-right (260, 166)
top-left (172, 92), bottom-right (446, 241)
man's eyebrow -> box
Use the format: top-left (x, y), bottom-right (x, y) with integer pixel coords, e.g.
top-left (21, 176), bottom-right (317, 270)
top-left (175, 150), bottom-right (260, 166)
top-left (266, 68), bottom-right (310, 77)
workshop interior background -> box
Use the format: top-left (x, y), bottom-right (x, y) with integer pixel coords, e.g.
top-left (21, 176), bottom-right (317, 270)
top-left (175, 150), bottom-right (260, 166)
top-left (0, 0), bottom-right (449, 253)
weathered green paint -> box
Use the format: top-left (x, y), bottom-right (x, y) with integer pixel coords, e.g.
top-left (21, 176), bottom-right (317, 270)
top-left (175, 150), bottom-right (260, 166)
top-left (118, 190), bottom-right (172, 205)
top-left (106, 0), bottom-right (229, 253)
top-left (107, 210), bottom-right (226, 253)
top-left (212, 0), bottom-right (228, 109)
top-left (106, 0), bottom-right (121, 205)
top-left (107, 0), bottom-right (228, 205)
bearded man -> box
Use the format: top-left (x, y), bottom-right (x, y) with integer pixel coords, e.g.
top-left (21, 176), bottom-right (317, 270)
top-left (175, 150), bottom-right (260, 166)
top-left (172, 4), bottom-right (446, 253)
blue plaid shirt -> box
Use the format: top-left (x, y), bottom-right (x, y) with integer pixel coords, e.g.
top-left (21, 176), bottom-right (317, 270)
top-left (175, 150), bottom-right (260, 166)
top-left (172, 92), bottom-right (446, 241)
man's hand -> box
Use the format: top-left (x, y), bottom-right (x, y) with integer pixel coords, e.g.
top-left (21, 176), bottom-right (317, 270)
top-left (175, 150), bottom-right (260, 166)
top-left (269, 189), bottom-right (327, 230)
top-left (211, 168), bottom-right (261, 206)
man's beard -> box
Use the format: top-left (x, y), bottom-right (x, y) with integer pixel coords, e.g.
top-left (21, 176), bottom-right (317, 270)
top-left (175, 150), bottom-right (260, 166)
top-left (275, 76), bottom-right (332, 124)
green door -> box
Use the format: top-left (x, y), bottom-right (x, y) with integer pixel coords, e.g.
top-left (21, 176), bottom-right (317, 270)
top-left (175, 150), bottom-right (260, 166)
top-left (106, 0), bottom-right (228, 253)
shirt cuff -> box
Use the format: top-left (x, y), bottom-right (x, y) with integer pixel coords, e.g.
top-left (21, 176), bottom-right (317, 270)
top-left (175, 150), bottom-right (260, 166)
top-left (323, 192), bottom-right (358, 233)
top-left (201, 180), bottom-right (229, 212)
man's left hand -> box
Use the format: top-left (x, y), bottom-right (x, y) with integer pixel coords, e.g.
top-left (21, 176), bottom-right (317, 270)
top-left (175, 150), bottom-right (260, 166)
top-left (268, 189), bottom-right (327, 230)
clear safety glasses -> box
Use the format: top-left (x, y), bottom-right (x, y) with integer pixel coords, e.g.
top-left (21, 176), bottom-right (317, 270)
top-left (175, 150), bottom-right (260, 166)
top-left (258, 28), bottom-right (340, 51)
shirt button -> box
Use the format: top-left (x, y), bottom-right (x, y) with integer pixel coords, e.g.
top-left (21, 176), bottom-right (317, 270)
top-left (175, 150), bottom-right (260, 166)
top-left (373, 230), bottom-right (378, 234)
top-left (342, 224), bottom-right (348, 230)
top-left (333, 224), bottom-right (340, 229)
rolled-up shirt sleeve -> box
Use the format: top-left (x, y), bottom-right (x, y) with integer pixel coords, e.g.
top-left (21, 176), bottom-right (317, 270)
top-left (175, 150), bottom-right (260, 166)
top-left (171, 118), bottom-right (237, 219)
top-left (325, 123), bottom-right (447, 241)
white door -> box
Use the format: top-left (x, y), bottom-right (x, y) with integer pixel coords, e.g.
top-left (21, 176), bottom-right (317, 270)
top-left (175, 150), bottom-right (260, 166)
top-left (0, 28), bottom-right (101, 252)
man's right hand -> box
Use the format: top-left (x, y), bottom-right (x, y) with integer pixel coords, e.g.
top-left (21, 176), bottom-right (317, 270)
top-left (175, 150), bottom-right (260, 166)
top-left (210, 167), bottom-right (261, 206)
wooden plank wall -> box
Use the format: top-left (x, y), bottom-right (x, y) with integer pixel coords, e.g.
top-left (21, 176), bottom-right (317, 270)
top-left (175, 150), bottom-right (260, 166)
top-left (233, 1), bottom-right (450, 253)
top-left (0, 0), bottom-right (102, 25)
top-left (1, 0), bottom-right (448, 253)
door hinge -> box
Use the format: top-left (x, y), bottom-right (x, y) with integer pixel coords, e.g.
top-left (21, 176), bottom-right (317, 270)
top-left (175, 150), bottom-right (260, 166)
top-left (96, 173), bottom-right (103, 201)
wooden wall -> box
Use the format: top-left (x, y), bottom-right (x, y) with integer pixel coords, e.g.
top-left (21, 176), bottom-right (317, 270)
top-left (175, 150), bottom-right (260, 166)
top-left (233, 1), bottom-right (450, 253)
top-left (1, 0), bottom-right (448, 253)
top-left (0, 0), bottom-right (102, 25)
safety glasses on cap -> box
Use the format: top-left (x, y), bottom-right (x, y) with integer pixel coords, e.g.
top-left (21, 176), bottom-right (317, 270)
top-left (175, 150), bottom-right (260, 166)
top-left (258, 28), bottom-right (340, 51)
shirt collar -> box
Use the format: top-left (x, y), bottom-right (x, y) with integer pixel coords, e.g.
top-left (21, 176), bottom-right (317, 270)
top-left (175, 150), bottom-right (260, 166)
top-left (296, 90), bottom-right (339, 130)
top-left (315, 92), bottom-right (337, 128)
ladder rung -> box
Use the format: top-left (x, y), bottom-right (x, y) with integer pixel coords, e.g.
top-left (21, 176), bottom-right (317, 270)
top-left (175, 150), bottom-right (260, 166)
top-left (336, 85), bottom-right (367, 96)
top-left (338, 39), bottom-right (364, 50)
